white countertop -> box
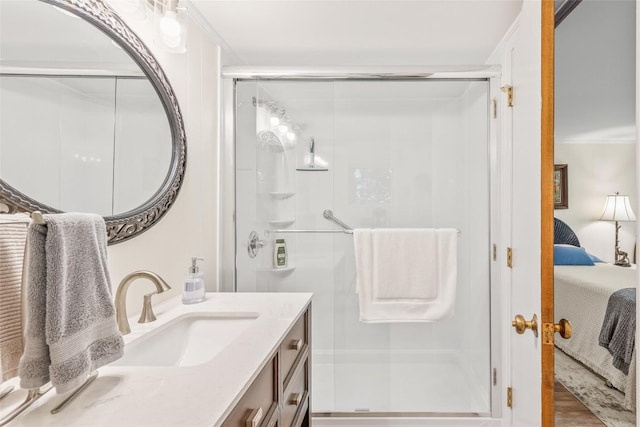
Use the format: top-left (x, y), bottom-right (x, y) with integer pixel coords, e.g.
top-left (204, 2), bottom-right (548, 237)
top-left (0, 292), bottom-right (312, 427)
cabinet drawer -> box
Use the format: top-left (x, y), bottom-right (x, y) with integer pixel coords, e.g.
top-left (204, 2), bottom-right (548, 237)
top-left (281, 359), bottom-right (308, 427)
top-left (222, 357), bottom-right (276, 427)
top-left (280, 313), bottom-right (307, 387)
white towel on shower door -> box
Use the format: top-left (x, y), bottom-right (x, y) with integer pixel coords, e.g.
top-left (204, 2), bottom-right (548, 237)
top-left (354, 228), bottom-right (457, 322)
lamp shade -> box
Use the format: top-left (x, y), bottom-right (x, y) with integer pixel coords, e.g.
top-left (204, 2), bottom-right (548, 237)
top-left (600, 193), bottom-right (636, 221)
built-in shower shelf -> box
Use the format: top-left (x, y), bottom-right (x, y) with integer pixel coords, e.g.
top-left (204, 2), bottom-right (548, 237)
top-left (296, 167), bottom-right (329, 172)
top-left (269, 191), bottom-right (295, 200)
top-left (268, 219), bottom-right (295, 227)
top-left (270, 265), bottom-right (296, 273)
top-left (257, 265), bottom-right (296, 273)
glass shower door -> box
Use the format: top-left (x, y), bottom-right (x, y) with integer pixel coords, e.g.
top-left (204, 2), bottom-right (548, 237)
top-left (328, 80), bottom-right (491, 414)
top-left (234, 78), bottom-right (492, 415)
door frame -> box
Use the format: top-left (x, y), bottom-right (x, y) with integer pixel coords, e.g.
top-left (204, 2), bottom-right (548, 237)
top-left (542, 2), bottom-right (640, 424)
top-left (541, 0), bottom-right (555, 424)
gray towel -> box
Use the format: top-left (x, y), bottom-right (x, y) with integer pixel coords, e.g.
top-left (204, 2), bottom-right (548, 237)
top-left (18, 213), bottom-right (123, 394)
top-left (599, 288), bottom-right (636, 375)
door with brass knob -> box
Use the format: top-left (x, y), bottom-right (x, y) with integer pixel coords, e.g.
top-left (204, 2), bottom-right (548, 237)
top-left (512, 313), bottom-right (539, 337)
top-left (555, 319), bottom-right (572, 338)
top-left (542, 318), bottom-right (572, 345)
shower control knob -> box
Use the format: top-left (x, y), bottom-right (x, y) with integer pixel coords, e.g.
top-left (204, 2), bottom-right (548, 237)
top-left (247, 231), bottom-right (265, 258)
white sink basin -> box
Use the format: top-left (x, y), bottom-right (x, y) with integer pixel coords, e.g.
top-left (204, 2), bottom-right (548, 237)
top-left (112, 312), bottom-right (259, 367)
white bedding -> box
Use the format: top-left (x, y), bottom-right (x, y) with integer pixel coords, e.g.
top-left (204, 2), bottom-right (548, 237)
top-left (554, 263), bottom-right (636, 411)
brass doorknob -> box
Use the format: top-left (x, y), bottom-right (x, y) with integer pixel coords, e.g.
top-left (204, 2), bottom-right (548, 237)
top-left (554, 318), bottom-right (572, 339)
top-left (512, 314), bottom-right (538, 337)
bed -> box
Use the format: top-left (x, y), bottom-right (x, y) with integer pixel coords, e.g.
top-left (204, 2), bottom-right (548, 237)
top-left (554, 218), bottom-right (637, 411)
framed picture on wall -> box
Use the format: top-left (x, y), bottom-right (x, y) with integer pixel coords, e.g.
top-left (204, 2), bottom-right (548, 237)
top-left (554, 164), bottom-right (568, 209)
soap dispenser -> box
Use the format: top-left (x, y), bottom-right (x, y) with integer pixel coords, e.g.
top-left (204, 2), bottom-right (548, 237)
top-left (182, 257), bottom-right (205, 304)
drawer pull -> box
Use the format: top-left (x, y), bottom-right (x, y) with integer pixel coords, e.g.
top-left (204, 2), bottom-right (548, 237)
top-left (245, 407), bottom-right (263, 427)
top-left (289, 338), bottom-right (303, 351)
top-left (288, 392), bottom-right (303, 406)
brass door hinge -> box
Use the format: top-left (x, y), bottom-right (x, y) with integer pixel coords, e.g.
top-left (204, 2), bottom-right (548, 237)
top-left (507, 247), bottom-right (513, 268)
top-left (492, 98), bottom-right (497, 118)
top-left (501, 85), bottom-right (513, 107)
top-left (493, 244), bottom-right (497, 261)
top-left (507, 387), bottom-right (513, 408)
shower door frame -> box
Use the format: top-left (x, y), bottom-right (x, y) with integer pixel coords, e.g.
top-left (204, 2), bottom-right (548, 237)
top-left (219, 66), bottom-right (505, 420)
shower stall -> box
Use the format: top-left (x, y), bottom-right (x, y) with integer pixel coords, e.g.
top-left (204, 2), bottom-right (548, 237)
top-left (221, 69), bottom-right (500, 419)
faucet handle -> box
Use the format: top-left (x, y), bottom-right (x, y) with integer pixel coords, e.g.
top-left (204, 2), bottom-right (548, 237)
top-left (138, 292), bottom-right (158, 324)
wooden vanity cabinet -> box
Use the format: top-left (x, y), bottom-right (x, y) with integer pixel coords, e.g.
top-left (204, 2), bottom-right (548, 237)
top-left (221, 357), bottom-right (277, 427)
top-left (280, 308), bottom-right (310, 427)
top-left (281, 358), bottom-right (308, 427)
top-left (221, 306), bottom-right (310, 427)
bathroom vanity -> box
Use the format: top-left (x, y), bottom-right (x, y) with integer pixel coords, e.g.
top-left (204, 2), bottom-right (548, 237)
top-left (222, 303), bottom-right (310, 427)
top-left (0, 293), bottom-right (312, 427)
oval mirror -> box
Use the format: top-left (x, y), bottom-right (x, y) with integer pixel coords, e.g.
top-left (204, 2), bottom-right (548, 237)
top-left (0, 0), bottom-right (186, 244)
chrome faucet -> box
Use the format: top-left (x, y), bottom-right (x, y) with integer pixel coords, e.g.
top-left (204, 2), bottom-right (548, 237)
top-left (115, 271), bottom-right (172, 335)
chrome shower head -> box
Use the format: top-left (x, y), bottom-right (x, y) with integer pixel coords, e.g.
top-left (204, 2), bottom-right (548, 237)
top-left (296, 137), bottom-right (328, 171)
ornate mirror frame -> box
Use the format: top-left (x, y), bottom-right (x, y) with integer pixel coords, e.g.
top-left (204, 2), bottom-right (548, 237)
top-left (0, 0), bottom-right (186, 245)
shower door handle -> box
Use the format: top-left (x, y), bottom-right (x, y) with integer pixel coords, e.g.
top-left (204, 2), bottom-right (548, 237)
top-left (512, 313), bottom-right (538, 337)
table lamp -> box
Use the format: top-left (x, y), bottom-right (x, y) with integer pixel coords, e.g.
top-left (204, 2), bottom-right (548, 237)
top-left (600, 192), bottom-right (636, 267)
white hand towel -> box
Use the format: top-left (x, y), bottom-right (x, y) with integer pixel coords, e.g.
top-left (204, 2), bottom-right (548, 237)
top-left (372, 229), bottom-right (439, 301)
top-left (354, 228), bottom-right (457, 322)
top-left (18, 213), bottom-right (123, 394)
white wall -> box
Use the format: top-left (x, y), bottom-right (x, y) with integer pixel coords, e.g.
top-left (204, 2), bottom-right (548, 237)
top-left (555, 0), bottom-right (636, 143)
top-left (554, 143), bottom-right (636, 262)
top-left (555, 0), bottom-right (637, 262)
top-left (105, 1), bottom-right (220, 316)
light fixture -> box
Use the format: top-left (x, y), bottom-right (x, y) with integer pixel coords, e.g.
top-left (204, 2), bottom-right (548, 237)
top-left (270, 106), bottom-right (285, 128)
top-left (110, 0), bottom-right (146, 19)
top-left (278, 124), bottom-right (289, 133)
top-left (153, 0), bottom-right (187, 53)
top-left (160, 12), bottom-right (181, 41)
top-left (287, 132), bottom-right (296, 142)
top-left (600, 192), bottom-right (636, 267)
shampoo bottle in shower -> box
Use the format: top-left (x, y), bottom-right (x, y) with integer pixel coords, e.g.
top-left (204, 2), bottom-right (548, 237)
top-left (274, 239), bottom-right (287, 268)
top-left (182, 257), bottom-right (205, 304)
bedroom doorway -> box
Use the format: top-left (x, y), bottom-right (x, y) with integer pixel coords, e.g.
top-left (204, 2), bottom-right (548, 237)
top-left (552, 1), bottom-right (638, 425)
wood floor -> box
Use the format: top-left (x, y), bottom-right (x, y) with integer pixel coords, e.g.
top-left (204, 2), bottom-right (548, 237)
top-left (555, 381), bottom-right (605, 426)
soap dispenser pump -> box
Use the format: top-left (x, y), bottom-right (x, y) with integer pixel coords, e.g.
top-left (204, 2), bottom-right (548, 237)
top-left (182, 257), bottom-right (205, 304)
